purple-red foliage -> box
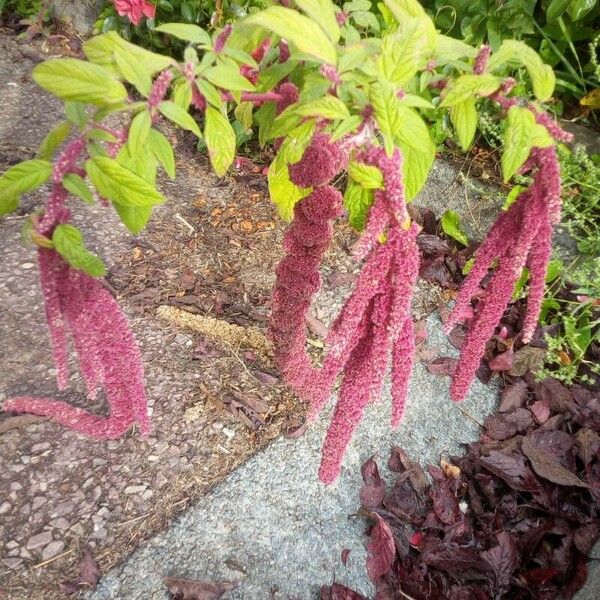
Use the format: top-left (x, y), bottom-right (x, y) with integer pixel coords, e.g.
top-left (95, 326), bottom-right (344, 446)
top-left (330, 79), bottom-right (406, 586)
top-left (447, 146), bottom-right (562, 402)
top-left (326, 376), bottom-right (600, 599)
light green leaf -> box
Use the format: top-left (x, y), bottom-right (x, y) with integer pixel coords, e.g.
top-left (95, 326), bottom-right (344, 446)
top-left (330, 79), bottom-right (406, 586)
top-left (63, 173), bottom-right (94, 204)
top-left (256, 101), bottom-right (277, 147)
top-left (348, 162), bottom-right (383, 189)
top-left (370, 82), bottom-right (403, 155)
top-left (0, 159), bottom-right (52, 216)
top-left (501, 106), bottom-right (536, 182)
top-left (383, 0), bottom-right (427, 19)
top-left (435, 35), bottom-right (477, 62)
top-left (159, 101), bottom-right (202, 137)
top-left (86, 128), bottom-right (117, 142)
top-left (52, 224), bottom-right (106, 277)
top-left (344, 179), bottom-right (374, 231)
top-left (204, 106), bottom-right (236, 177)
top-left (268, 147), bottom-right (312, 220)
top-left (113, 204), bottom-right (153, 235)
top-left (147, 129), bottom-right (176, 179)
top-left (196, 79), bottom-right (223, 109)
top-left (33, 58), bottom-right (127, 105)
top-left (114, 50), bottom-right (153, 97)
top-left (294, 95), bottom-right (350, 120)
top-left (441, 210), bottom-right (469, 246)
top-left (330, 114), bottom-right (363, 141)
top-left (399, 141), bottom-right (435, 200)
top-left (244, 6), bottom-right (337, 65)
top-left (203, 64), bottom-right (256, 92)
top-left (256, 61), bottom-right (296, 91)
top-left (64, 102), bottom-right (87, 128)
top-left (399, 94), bottom-right (435, 109)
top-left (153, 23), bottom-right (212, 45)
top-left (172, 79), bottom-right (193, 110)
top-left (449, 97), bottom-right (478, 150)
top-left (128, 110), bottom-right (152, 156)
top-left (488, 40), bottom-right (555, 101)
top-left (234, 102), bottom-right (254, 130)
top-left (37, 121), bottom-right (71, 161)
top-left (85, 156), bottom-right (165, 207)
top-left (440, 73), bottom-right (501, 107)
top-left (295, 0), bottom-right (341, 42)
top-left (378, 17), bottom-right (436, 85)
top-left (269, 109), bottom-right (303, 140)
top-left (83, 32), bottom-right (173, 76)
top-left (280, 120), bottom-right (317, 164)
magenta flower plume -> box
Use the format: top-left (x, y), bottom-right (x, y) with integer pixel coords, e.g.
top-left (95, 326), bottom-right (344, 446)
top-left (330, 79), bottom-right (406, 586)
top-left (448, 145), bottom-right (562, 402)
top-left (113, 0), bottom-right (155, 25)
top-left (270, 137), bottom-right (420, 484)
top-left (3, 250), bottom-right (149, 438)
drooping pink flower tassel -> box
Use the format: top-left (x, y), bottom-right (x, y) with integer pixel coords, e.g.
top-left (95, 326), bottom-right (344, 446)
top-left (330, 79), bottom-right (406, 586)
top-left (448, 145), bottom-right (562, 402)
top-left (3, 250), bottom-right (149, 438)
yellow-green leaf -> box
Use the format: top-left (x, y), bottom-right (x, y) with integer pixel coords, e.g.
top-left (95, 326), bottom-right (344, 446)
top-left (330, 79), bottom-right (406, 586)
top-left (33, 58), bottom-right (127, 105)
top-left (348, 162), bottom-right (384, 189)
top-left (449, 97), bottom-right (478, 150)
top-left (128, 110), bottom-right (152, 156)
top-left (147, 129), bottom-right (176, 179)
top-left (52, 224), bottom-right (106, 277)
top-left (0, 159), bottom-right (52, 216)
top-left (63, 173), bottom-right (95, 204)
top-left (153, 23), bottom-right (212, 45)
top-left (294, 0), bottom-right (340, 42)
top-left (501, 106), bottom-right (536, 182)
top-left (440, 74), bottom-right (501, 107)
top-left (204, 106), bottom-right (236, 176)
top-left (37, 121), bottom-right (71, 161)
top-left (158, 101), bottom-right (202, 138)
top-left (244, 6), bottom-right (337, 65)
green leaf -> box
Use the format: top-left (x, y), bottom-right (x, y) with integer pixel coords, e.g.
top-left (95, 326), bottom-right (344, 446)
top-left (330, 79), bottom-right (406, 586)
top-left (330, 115), bottom-right (363, 141)
top-left (399, 94), bottom-right (435, 109)
top-left (113, 204), bottom-right (153, 235)
top-left (344, 179), bottom-right (374, 230)
top-left (62, 173), bottom-right (94, 204)
top-left (449, 97), bottom-right (478, 150)
top-left (234, 102), bottom-right (254, 130)
top-left (172, 79), bottom-right (193, 110)
top-left (64, 102), bottom-right (87, 128)
top-left (204, 106), bottom-right (236, 177)
top-left (348, 162), bottom-right (383, 189)
top-left (383, 0), bottom-right (427, 19)
top-left (546, 0), bottom-right (570, 20)
top-left (501, 106), bottom-right (536, 182)
top-left (0, 159), bottom-right (52, 216)
top-left (256, 102), bottom-right (277, 147)
top-left (52, 224), bottom-right (106, 277)
top-left (87, 128), bottom-right (117, 142)
top-left (32, 58), bottom-right (127, 105)
top-left (256, 61), bottom-right (296, 92)
top-left (294, 95), bottom-right (350, 120)
top-left (147, 129), bottom-right (176, 179)
top-left (128, 110), bottom-right (152, 156)
top-left (295, 0), bottom-right (341, 42)
top-left (153, 23), bottom-right (212, 45)
top-left (196, 79), bottom-right (223, 109)
top-left (114, 51), bottom-right (153, 97)
top-left (203, 63), bottom-right (256, 92)
top-left (244, 6), bottom-right (337, 65)
top-left (268, 149), bottom-right (311, 220)
top-left (378, 17), bottom-right (436, 85)
top-left (83, 32), bottom-right (173, 76)
top-left (441, 210), bottom-right (469, 246)
top-left (85, 156), bottom-right (165, 207)
top-left (434, 35), bottom-right (477, 62)
top-left (370, 82), bottom-right (403, 154)
top-left (545, 259), bottom-right (563, 283)
top-left (281, 120), bottom-right (318, 164)
top-left (502, 184), bottom-right (525, 210)
top-left (440, 74), bottom-right (501, 107)
top-left (487, 40), bottom-right (555, 101)
top-left (158, 101), bottom-right (202, 137)
top-left (37, 121), bottom-right (71, 161)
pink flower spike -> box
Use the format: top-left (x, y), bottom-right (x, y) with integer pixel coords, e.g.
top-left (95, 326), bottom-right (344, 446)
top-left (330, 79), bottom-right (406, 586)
top-left (391, 318), bottom-right (414, 428)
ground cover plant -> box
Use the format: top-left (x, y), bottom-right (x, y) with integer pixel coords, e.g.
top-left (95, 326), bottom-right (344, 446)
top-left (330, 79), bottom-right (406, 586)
top-left (321, 374), bottom-right (600, 599)
top-left (0, 0), bottom-right (577, 483)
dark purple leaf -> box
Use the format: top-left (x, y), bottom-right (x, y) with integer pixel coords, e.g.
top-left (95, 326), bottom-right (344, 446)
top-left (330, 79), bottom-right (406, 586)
top-left (479, 451), bottom-right (538, 492)
top-left (484, 408), bottom-right (532, 440)
top-left (420, 542), bottom-right (486, 572)
top-left (417, 234), bottom-right (451, 256)
top-left (360, 457), bottom-right (385, 509)
top-left (341, 549), bottom-right (351, 566)
top-left (426, 357), bottom-right (457, 376)
top-left (164, 577), bottom-right (238, 600)
top-left (430, 479), bottom-right (461, 525)
top-left (499, 380), bottom-right (529, 412)
top-left (320, 582), bottom-right (368, 600)
top-left (488, 347), bottom-right (514, 372)
top-left (79, 551), bottom-right (101, 586)
top-left (574, 428), bottom-right (600, 465)
top-left (522, 435), bottom-right (588, 488)
top-left (366, 514), bottom-right (395, 581)
top-left (530, 399), bottom-right (551, 424)
top-left (574, 523), bottom-right (600, 555)
top-left (534, 379), bottom-right (574, 413)
top-left (481, 531), bottom-right (519, 589)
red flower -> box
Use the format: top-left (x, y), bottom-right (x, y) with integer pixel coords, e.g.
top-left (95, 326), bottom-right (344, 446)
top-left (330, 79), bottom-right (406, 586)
top-left (113, 0), bottom-right (155, 25)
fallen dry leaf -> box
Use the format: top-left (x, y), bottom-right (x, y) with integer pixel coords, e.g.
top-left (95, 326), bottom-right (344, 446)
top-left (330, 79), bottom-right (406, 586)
top-left (164, 576), bottom-right (238, 600)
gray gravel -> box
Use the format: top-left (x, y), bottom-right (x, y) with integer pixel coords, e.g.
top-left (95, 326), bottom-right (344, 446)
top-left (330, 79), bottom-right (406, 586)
top-left (87, 314), bottom-right (498, 600)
